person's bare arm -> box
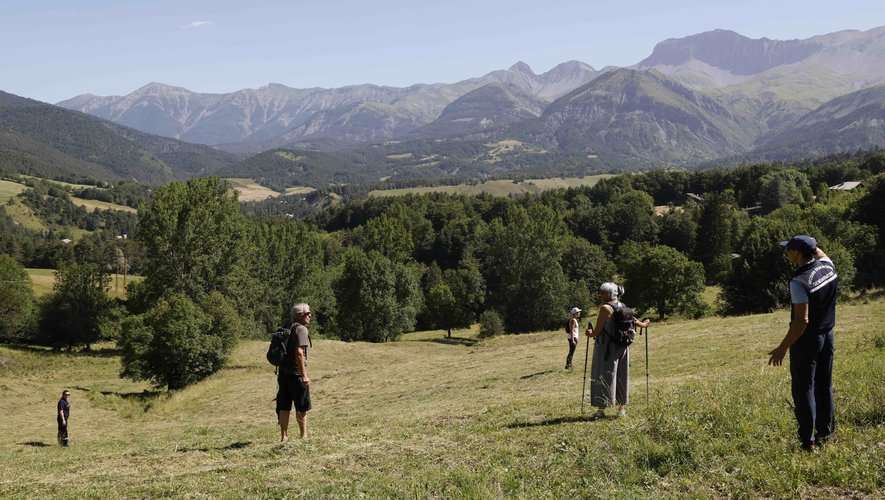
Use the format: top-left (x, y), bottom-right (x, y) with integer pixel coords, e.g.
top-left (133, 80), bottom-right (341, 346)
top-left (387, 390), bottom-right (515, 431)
top-left (295, 347), bottom-right (309, 385)
top-left (58, 408), bottom-right (65, 423)
top-left (588, 305), bottom-right (613, 338)
top-left (815, 247), bottom-right (828, 260)
top-left (635, 318), bottom-right (651, 329)
top-left (768, 303), bottom-right (809, 366)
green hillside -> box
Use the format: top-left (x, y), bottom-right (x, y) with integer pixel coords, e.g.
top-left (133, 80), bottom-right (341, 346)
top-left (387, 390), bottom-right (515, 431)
top-left (1, 299), bottom-right (882, 498)
top-left (0, 91), bottom-right (238, 184)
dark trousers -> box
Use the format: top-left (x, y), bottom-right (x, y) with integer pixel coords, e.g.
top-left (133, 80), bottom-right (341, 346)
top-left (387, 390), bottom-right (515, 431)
top-left (565, 337), bottom-right (578, 368)
top-left (57, 417), bottom-right (69, 446)
top-left (789, 330), bottom-right (835, 446)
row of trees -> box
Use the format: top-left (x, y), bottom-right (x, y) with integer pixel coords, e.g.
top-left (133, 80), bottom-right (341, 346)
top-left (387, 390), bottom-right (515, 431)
top-left (2, 152), bottom-right (883, 391)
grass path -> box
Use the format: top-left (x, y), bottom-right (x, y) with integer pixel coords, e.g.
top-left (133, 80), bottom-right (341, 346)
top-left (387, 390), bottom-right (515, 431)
top-left (1, 300), bottom-right (883, 498)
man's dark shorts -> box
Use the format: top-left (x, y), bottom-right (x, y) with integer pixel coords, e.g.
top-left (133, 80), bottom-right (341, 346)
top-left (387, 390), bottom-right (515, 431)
top-left (276, 372), bottom-right (311, 413)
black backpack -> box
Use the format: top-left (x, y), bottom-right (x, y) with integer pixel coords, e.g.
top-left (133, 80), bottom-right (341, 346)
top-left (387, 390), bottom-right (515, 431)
top-left (266, 326), bottom-right (292, 367)
top-left (608, 302), bottom-right (636, 346)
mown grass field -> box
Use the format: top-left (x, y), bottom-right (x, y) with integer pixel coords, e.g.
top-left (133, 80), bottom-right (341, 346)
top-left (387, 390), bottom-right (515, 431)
top-left (0, 179), bottom-right (27, 204)
top-left (69, 196), bottom-right (137, 214)
top-left (225, 178), bottom-right (316, 202)
top-left (25, 268), bottom-right (143, 299)
top-left (1, 299), bottom-right (883, 498)
top-left (369, 175), bottom-right (615, 198)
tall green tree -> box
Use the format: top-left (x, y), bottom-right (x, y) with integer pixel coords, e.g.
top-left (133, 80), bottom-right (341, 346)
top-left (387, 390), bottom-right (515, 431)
top-left (622, 245), bottom-right (706, 319)
top-left (353, 214), bottom-right (416, 263)
top-left (759, 169), bottom-right (813, 213)
top-left (694, 191), bottom-right (744, 283)
top-left (0, 254), bottom-right (35, 341)
top-left (39, 263), bottom-right (110, 350)
top-left (483, 204), bottom-right (569, 332)
top-left (332, 249), bottom-right (423, 342)
top-left (249, 220), bottom-right (329, 331)
top-left (136, 177), bottom-right (252, 311)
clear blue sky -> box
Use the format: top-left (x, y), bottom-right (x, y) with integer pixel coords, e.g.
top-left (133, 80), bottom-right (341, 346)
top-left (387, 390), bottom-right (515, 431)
top-left (3, 0), bottom-right (883, 103)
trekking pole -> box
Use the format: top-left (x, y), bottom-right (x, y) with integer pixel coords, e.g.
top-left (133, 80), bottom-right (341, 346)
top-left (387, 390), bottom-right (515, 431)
top-left (581, 324), bottom-right (591, 414)
top-left (643, 325), bottom-right (650, 405)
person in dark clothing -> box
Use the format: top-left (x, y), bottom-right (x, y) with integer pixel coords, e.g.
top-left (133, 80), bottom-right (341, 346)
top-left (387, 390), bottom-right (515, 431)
top-left (769, 235), bottom-right (838, 451)
top-left (277, 302), bottom-right (312, 442)
top-left (57, 389), bottom-right (71, 446)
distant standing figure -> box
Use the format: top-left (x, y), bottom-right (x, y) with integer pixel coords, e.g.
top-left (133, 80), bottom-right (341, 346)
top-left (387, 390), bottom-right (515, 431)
top-left (565, 307), bottom-right (582, 369)
top-left (585, 283), bottom-right (650, 419)
top-left (57, 389), bottom-right (71, 446)
top-left (277, 303), bottom-right (313, 442)
top-left (768, 236), bottom-right (838, 451)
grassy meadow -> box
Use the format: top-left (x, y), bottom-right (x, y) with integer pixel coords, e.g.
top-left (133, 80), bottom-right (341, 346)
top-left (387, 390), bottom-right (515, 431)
top-left (225, 178), bottom-right (316, 202)
top-left (69, 197), bottom-right (137, 214)
top-left (25, 268), bottom-right (143, 299)
top-left (1, 298), bottom-right (883, 498)
top-left (369, 175), bottom-right (614, 198)
top-left (0, 179), bottom-right (28, 204)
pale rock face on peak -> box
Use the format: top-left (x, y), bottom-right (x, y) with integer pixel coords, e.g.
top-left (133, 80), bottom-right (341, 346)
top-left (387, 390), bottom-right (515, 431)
top-left (57, 60), bottom-right (599, 150)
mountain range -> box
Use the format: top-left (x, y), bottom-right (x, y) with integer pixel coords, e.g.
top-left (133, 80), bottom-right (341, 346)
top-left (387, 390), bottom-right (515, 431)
top-left (4, 26), bottom-right (885, 188)
top-left (0, 91), bottom-right (237, 184)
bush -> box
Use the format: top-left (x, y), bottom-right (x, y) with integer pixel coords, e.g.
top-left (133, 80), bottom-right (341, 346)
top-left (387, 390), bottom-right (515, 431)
top-left (119, 292), bottom-right (240, 390)
top-left (478, 310), bottom-right (505, 338)
top-left (0, 255), bottom-right (35, 341)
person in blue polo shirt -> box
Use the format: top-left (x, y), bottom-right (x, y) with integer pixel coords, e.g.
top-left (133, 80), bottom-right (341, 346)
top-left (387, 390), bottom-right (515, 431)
top-left (768, 235), bottom-right (838, 451)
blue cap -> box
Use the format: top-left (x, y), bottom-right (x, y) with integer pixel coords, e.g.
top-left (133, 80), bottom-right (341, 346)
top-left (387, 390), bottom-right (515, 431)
top-left (779, 235), bottom-right (817, 255)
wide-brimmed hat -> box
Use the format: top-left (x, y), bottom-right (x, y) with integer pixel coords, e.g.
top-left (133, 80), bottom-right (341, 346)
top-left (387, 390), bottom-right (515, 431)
top-left (569, 307), bottom-right (582, 316)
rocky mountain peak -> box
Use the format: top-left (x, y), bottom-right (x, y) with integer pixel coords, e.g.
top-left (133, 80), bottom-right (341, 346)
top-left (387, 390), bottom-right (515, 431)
top-left (508, 61), bottom-right (536, 76)
top-left (638, 29), bottom-right (822, 75)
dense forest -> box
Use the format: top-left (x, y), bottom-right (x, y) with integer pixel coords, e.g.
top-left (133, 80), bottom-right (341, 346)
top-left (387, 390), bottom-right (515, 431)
top-left (1, 151), bottom-right (883, 389)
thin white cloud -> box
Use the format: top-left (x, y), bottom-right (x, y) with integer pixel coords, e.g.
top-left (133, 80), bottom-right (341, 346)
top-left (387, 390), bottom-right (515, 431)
top-left (183, 21), bottom-right (213, 29)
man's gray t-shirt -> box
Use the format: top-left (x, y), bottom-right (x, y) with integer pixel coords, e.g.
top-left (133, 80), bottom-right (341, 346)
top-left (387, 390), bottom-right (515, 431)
top-left (290, 324), bottom-right (310, 374)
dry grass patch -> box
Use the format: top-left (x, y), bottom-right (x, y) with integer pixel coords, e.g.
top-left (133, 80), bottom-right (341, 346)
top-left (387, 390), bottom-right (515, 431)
top-left (224, 178), bottom-right (282, 202)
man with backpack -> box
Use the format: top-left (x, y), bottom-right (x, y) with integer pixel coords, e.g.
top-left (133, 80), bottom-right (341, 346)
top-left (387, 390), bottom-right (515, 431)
top-left (768, 236), bottom-right (837, 451)
top-left (585, 283), bottom-right (650, 419)
top-left (270, 302), bottom-right (313, 442)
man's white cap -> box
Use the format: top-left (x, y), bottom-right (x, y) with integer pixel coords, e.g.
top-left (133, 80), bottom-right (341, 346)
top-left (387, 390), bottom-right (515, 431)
top-left (291, 303), bottom-right (311, 315)
top-left (569, 307), bottom-right (582, 316)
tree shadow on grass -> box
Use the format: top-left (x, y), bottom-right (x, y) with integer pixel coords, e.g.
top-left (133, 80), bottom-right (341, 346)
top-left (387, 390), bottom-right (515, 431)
top-left (20, 441), bottom-right (51, 447)
top-left (177, 441), bottom-right (253, 453)
top-left (507, 414), bottom-right (612, 428)
top-left (425, 336), bottom-right (479, 347)
top-left (2, 344), bottom-right (120, 358)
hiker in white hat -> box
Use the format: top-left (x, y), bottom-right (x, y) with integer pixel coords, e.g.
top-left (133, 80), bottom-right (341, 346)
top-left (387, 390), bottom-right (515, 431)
top-left (565, 306), bottom-right (582, 370)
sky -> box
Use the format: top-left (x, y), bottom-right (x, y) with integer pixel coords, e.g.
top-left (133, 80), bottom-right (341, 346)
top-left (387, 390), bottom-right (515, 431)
top-left (3, 0), bottom-right (884, 103)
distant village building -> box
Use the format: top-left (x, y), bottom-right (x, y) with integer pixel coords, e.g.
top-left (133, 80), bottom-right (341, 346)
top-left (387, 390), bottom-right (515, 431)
top-left (829, 181), bottom-right (863, 191)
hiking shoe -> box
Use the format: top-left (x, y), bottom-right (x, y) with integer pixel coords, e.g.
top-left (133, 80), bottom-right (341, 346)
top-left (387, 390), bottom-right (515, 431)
top-left (800, 442), bottom-right (817, 453)
top-left (589, 409), bottom-right (606, 421)
top-left (617, 407), bottom-right (627, 418)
